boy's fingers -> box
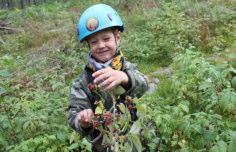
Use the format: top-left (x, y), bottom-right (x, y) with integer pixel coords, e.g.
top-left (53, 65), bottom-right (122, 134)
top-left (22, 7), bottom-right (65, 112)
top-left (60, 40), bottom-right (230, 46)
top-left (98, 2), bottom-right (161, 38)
top-left (94, 71), bottom-right (112, 84)
top-left (86, 110), bottom-right (93, 122)
top-left (77, 109), bottom-right (94, 128)
top-left (77, 114), bottom-right (81, 121)
top-left (104, 81), bottom-right (116, 91)
top-left (85, 109), bottom-right (94, 122)
top-left (92, 70), bottom-right (102, 77)
top-left (79, 113), bottom-right (85, 121)
top-left (92, 67), bottom-right (112, 78)
top-left (92, 68), bottom-right (108, 77)
top-left (99, 76), bottom-right (114, 88)
top-left (78, 110), bottom-right (92, 121)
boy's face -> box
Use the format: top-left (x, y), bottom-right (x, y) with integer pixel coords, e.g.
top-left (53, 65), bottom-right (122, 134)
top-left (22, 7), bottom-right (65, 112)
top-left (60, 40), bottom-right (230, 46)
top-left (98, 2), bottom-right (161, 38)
top-left (87, 29), bottom-right (120, 63)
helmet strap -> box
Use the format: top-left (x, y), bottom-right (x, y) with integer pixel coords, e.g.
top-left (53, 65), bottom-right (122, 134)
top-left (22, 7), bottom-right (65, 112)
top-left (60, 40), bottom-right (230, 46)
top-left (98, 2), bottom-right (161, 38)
top-left (111, 28), bottom-right (120, 53)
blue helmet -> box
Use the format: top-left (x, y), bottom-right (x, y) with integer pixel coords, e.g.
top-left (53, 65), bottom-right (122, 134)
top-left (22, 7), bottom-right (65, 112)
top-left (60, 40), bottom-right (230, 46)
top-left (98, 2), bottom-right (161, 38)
top-left (77, 4), bottom-right (124, 42)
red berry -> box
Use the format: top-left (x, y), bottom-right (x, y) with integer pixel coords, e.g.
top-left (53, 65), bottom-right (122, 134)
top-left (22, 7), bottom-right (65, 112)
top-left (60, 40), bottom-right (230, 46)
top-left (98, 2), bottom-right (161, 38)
top-left (128, 105), bottom-right (133, 110)
top-left (125, 96), bottom-right (133, 103)
top-left (105, 119), bottom-right (111, 126)
top-left (105, 112), bottom-right (112, 119)
top-left (88, 83), bottom-right (95, 91)
top-left (93, 121), bottom-right (98, 128)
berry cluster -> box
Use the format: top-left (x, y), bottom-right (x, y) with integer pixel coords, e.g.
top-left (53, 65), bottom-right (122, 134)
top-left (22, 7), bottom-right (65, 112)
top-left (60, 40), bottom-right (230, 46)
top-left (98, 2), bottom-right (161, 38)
top-left (92, 112), bottom-right (113, 129)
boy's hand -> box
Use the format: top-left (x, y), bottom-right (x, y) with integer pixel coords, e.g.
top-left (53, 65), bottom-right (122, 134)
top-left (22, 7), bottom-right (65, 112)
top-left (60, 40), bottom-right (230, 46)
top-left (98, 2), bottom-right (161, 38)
top-left (92, 67), bottom-right (128, 90)
top-left (77, 109), bottom-right (94, 128)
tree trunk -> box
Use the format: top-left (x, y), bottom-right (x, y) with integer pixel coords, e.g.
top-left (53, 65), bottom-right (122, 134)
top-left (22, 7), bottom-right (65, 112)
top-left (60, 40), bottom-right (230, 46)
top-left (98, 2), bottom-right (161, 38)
top-left (7, 0), bottom-right (12, 9)
top-left (0, 0), bottom-right (48, 9)
top-left (20, 0), bottom-right (24, 9)
top-left (0, 0), bottom-right (3, 9)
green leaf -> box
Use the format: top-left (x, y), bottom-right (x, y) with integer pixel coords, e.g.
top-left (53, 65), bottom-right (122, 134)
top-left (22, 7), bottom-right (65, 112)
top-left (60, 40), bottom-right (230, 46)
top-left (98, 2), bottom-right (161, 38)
top-left (68, 143), bottom-right (79, 150)
top-left (129, 121), bottom-right (141, 134)
top-left (0, 69), bottom-right (10, 77)
top-left (130, 134), bottom-right (142, 152)
top-left (95, 106), bottom-right (103, 115)
top-left (47, 135), bottom-right (57, 140)
top-left (228, 138), bottom-right (236, 152)
top-left (82, 138), bottom-right (92, 151)
top-left (117, 103), bottom-right (126, 114)
top-left (199, 81), bottom-right (212, 90)
top-left (1, 118), bottom-right (10, 129)
top-left (124, 142), bottom-right (132, 152)
top-left (219, 89), bottom-right (236, 113)
top-left (1, 55), bottom-right (14, 68)
top-left (114, 86), bottom-right (125, 96)
top-left (210, 141), bottom-right (227, 152)
top-left (179, 102), bottom-right (189, 113)
top-left (232, 76), bottom-right (236, 89)
top-left (0, 86), bottom-right (6, 95)
top-left (121, 121), bottom-right (129, 133)
top-left (192, 124), bottom-right (203, 134)
top-left (23, 121), bottom-right (30, 130)
top-left (136, 104), bottom-right (147, 115)
top-left (0, 136), bottom-right (9, 147)
top-left (56, 132), bottom-right (66, 141)
top-left (69, 132), bottom-right (77, 144)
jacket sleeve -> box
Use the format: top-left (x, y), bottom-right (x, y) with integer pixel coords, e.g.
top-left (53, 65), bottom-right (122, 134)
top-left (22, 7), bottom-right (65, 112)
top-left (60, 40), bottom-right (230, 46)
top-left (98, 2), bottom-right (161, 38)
top-left (68, 74), bottom-right (94, 136)
top-left (122, 61), bottom-right (149, 98)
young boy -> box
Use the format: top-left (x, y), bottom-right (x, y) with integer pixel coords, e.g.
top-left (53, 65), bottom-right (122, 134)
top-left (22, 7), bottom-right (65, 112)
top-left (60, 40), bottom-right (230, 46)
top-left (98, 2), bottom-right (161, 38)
top-left (68, 4), bottom-right (148, 152)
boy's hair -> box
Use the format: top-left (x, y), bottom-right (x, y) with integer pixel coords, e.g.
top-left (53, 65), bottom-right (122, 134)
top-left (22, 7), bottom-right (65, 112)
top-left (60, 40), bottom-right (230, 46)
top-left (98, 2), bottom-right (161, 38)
top-left (85, 27), bottom-right (119, 40)
top-left (77, 4), bottom-right (124, 42)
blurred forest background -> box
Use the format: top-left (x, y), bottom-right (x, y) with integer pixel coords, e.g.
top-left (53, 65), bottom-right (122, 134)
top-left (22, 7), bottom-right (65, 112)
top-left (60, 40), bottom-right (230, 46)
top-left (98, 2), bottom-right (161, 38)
top-left (0, 0), bottom-right (236, 151)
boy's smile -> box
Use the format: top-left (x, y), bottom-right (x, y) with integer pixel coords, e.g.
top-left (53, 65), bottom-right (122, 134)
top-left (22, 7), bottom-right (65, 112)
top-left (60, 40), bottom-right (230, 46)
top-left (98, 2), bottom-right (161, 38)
top-left (87, 29), bottom-right (120, 63)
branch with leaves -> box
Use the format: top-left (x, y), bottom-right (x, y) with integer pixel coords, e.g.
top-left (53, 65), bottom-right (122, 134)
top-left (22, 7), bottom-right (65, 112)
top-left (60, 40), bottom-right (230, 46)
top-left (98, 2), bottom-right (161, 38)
top-left (86, 83), bottom-right (143, 151)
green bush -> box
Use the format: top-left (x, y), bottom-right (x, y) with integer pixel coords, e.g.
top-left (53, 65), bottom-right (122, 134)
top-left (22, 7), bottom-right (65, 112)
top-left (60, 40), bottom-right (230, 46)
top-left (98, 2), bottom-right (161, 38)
top-left (143, 50), bottom-right (236, 151)
top-left (122, 0), bottom-right (235, 65)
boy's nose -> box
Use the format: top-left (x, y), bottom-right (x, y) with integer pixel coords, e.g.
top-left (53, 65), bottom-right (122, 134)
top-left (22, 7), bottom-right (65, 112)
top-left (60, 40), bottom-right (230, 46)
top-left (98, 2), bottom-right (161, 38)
top-left (97, 41), bottom-right (105, 48)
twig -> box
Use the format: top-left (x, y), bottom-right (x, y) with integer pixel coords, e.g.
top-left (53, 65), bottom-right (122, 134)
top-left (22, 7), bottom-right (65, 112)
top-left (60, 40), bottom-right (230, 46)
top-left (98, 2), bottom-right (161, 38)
top-left (91, 133), bottom-right (103, 145)
top-left (0, 21), bottom-right (12, 26)
top-left (0, 26), bottom-right (22, 32)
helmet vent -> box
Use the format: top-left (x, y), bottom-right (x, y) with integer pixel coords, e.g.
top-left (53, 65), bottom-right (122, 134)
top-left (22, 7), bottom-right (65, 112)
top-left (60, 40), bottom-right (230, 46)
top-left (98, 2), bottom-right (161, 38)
top-left (107, 13), bottom-right (113, 21)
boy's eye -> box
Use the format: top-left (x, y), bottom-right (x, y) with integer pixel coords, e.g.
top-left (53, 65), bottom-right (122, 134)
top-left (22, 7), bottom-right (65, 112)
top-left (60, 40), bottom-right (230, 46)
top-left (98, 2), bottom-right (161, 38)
top-left (90, 41), bottom-right (97, 45)
top-left (103, 37), bottom-right (110, 41)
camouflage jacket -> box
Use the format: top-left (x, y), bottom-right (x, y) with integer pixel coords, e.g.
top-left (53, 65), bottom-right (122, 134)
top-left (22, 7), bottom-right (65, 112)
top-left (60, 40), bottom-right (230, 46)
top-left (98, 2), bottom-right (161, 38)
top-left (68, 59), bottom-right (148, 139)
